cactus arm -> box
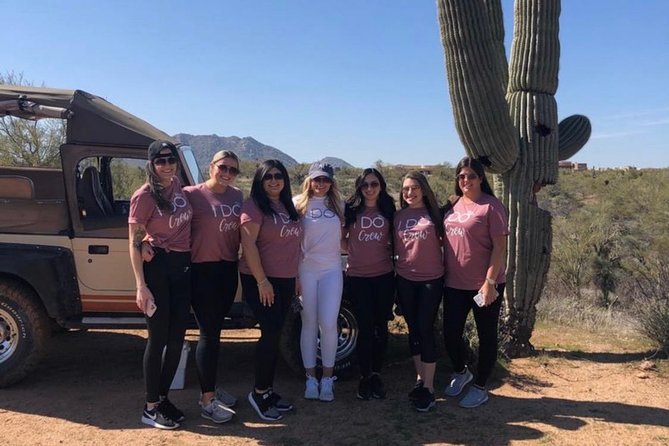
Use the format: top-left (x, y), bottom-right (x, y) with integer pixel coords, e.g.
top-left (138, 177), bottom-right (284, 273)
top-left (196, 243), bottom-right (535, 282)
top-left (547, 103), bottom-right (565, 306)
top-left (558, 114), bottom-right (592, 161)
top-left (437, 0), bottom-right (518, 173)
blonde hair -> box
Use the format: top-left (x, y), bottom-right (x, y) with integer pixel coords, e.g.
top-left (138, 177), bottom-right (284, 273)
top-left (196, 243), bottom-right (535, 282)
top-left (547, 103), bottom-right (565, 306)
top-left (295, 176), bottom-right (344, 221)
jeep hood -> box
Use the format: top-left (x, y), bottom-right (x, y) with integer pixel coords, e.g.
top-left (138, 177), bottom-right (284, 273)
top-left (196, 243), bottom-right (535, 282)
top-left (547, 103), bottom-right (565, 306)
top-left (0, 85), bottom-right (173, 149)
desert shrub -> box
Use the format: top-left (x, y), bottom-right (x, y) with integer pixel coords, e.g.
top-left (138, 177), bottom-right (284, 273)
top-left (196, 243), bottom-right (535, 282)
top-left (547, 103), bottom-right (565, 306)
top-left (634, 297), bottom-right (669, 356)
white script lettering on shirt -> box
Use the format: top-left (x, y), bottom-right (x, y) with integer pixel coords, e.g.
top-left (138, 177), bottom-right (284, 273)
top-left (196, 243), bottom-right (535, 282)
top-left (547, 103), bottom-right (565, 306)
top-left (398, 217), bottom-right (428, 242)
top-left (356, 216), bottom-right (385, 242)
top-left (211, 203), bottom-right (241, 218)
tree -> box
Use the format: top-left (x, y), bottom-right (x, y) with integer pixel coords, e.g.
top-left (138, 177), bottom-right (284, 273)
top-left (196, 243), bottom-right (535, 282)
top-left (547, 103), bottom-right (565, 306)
top-left (0, 72), bottom-right (65, 167)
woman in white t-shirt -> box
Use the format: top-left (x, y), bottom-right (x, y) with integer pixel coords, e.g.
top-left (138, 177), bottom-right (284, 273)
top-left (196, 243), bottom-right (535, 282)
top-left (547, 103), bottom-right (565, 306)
top-left (294, 162), bottom-right (344, 402)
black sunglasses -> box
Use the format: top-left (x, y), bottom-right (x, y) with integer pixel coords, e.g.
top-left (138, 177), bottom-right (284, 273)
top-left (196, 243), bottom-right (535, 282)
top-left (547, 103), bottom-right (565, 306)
top-left (361, 181), bottom-right (380, 189)
top-left (153, 156), bottom-right (177, 166)
top-left (216, 164), bottom-right (240, 176)
top-left (457, 173), bottom-right (479, 181)
top-left (262, 172), bottom-right (285, 181)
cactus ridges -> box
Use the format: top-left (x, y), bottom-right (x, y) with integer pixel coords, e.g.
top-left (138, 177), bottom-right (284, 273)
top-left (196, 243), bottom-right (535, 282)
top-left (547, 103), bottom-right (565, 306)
top-left (509, 0), bottom-right (560, 94)
top-left (438, 0), bottom-right (590, 357)
top-left (558, 114), bottom-right (592, 161)
top-left (438, 0), bottom-right (518, 173)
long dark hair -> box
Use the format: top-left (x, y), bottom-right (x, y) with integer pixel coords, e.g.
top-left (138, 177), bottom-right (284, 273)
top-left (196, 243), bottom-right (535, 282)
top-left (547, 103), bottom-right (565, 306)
top-left (145, 160), bottom-right (181, 212)
top-left (250, 159), bottom-right (299, 221)
top-left (345, 168), bottom-right (395, 227)
top-left (399, 171), bottom-right (444, 239)
top-left (454, 156), bottom-right (496, 197)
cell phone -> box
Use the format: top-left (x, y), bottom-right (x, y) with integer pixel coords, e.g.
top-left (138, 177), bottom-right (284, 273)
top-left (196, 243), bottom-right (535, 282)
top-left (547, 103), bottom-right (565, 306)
top-left (474, 290), bottom-right (499, 307)
top-left (473, 292), bottom-right (486, 307)
top-left (146, 300), bottom-right (157, 317)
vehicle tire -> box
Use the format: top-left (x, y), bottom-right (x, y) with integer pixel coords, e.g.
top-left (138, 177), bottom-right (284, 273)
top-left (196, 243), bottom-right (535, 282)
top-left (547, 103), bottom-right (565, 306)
top-left (279, 298), bottom-right (359, 380)
top-left (0, 280), bottom-right (50, 388)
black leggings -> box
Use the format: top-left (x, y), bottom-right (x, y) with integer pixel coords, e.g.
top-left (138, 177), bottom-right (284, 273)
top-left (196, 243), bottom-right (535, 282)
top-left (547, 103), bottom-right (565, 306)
top-left (143, 249), bottom-right (191, 403)
top-left (396, 275), bottom-right (444, 364)
top-left (241, 273), bottom-right (294, 390)
top-left (443, 285), bottom-right (505, 387)
top-left (349, 272), bottom-right (395, 377)
top-left (191, 260), bottom-right (238, 394)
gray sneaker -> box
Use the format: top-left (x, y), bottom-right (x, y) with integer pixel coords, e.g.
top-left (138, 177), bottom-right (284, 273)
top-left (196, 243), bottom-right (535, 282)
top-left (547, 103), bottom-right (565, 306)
top-left (458, 385), bottom-right (489, 408)
top-left (200, 398), bottom-right (235, 423)
top-left (214, 388), bottom-right (238, 408)
top-left (444, 367), bottom-right (473, 397)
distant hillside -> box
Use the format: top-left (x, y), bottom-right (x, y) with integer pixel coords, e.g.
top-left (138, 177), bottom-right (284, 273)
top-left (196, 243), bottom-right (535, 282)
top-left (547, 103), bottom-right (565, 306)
top-left (317, 157), bottom-right (354, 169)
top-left (174, 133), bottom-right (299, 168)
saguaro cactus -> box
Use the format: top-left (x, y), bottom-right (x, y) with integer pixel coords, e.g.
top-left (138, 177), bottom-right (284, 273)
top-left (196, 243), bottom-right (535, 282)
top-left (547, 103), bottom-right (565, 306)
top-left (437, 0), bottom-right (591, 356)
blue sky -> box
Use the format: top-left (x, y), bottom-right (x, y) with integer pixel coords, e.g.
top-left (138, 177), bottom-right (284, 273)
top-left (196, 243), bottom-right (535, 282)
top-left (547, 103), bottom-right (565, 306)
top-left (5, 1), bottom-right (669, 168)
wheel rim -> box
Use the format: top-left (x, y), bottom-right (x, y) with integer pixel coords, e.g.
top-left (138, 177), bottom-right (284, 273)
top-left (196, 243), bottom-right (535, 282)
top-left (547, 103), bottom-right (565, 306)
top-left (0, 307), bottom-right (20, 364)
top-left (316, 303), bottom-right (358, 363)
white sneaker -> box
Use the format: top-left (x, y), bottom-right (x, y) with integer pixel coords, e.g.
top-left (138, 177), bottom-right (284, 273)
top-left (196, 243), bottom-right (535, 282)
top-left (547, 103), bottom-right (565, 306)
top-left (319, 376), bottom-right (335, 402)
top-left (304, 375), bottom-right (320, 400)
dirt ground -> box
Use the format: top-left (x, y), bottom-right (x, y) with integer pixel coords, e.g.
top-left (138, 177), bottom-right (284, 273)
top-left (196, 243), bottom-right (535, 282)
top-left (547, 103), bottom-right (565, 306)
top-left (1, 323), bottom-right (668, 446)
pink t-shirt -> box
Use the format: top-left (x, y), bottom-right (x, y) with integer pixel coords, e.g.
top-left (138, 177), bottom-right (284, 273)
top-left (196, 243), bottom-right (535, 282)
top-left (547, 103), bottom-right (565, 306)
top-left (238, 198), bottom-right (302, 278)
top-left (393, 206), bottom-right (444, 281)
top-left (346, 206), bottom-right (393, 277)
top-left (183, 183), bottom-right (243, 263)
top-left (128, 178), bottom-right (192, 252)
top-left (443, 194), bottom-right (509, 290)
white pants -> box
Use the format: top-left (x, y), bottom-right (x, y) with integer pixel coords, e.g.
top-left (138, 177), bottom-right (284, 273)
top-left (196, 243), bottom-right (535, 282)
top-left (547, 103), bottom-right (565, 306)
top-left (299, 266), bottom-right (343, 368)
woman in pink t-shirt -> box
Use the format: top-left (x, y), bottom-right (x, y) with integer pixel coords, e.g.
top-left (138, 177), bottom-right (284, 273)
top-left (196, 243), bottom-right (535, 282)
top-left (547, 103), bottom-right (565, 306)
top-left (239, 159), bottom-right (302, 422)
top-left (343, 168), bottom-right (396, 401)
top-left (182, 150), bottom-right (242, 423)
top-left (393, 171), bottom-right (444, 413)
top-left (128, 140), bottom-right (192, 430)
top-left (442, 157), bottom-right (509, 409)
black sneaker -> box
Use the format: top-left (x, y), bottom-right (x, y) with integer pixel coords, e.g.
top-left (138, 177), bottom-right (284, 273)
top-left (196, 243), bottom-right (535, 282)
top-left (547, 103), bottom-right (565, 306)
top-left (408, 380), bottom-right (424, 401)
top-left (159, 397), bottom-right (185, 422)
top-left (248, 391), bottom-right (283, 421)
top-left (414, 387), bottom-right (436, 412)
top-left (141, 404), bottom-right (179, 430)
top-left (357, 377), bottom-right (372, 400)
top-left (370, 374), bottom-right (386, 399)
top-left (268, 390), bottom-right (294, 412)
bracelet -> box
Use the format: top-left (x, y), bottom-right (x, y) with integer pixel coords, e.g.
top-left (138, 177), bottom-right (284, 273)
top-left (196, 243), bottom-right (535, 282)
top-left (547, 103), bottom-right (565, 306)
top-left (257, 278), bottom-right (269, 287)
top-left (485, 277), bottom-right (497, 286)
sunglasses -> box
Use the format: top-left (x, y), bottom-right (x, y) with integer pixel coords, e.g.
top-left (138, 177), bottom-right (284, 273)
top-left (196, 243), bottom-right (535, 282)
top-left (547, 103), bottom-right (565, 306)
top-left (361, 181), bottom-right (380, 189)
top-left (153, 156), bottom-right (177, 166)
top-left (457, 173), bottom-right (479, 181)
top-left (311, 176), bottom-right (332, 184)
top-left (262, 172), bottom-right (285, 181)
top-left (216, 164), bottom-right (240, 176)
top-left (402, 185), bottom-right (421, 193)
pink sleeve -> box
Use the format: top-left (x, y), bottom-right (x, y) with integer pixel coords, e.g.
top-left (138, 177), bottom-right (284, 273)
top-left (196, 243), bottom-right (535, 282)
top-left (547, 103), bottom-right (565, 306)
top-left (128, 189), bottom-right (154, 225)
top-left (240, 199), bottom-right (262, 226)
top-left (488, 201), bottom-right (509, 238)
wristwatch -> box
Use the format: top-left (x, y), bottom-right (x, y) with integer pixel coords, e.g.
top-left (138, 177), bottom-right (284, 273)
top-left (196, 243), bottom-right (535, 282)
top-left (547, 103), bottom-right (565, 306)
top-left (485, 277), bottom-right (497, 286)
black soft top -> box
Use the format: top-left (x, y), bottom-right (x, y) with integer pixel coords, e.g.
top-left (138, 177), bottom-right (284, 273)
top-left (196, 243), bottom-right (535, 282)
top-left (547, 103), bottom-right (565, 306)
top-left (0, 85), bottom-right (173, 149)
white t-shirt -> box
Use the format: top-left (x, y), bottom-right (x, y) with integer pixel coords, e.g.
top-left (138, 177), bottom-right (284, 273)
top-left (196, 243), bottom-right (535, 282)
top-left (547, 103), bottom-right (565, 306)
top-left (297, 196), bottom-right (342, 271)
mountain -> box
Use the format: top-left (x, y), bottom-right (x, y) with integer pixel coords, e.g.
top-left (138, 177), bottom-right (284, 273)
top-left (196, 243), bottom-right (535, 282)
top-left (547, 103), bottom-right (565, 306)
top-left (174, 133), bottom-right (299, 168)
top-left (317, 157), bottom-right (354, 169)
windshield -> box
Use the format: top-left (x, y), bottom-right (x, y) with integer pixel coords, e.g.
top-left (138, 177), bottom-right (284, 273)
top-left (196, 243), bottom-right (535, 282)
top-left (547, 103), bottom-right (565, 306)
top-left (179, 145), bottom-right (203, 185)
